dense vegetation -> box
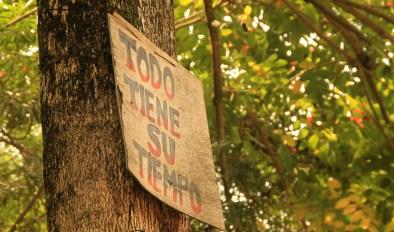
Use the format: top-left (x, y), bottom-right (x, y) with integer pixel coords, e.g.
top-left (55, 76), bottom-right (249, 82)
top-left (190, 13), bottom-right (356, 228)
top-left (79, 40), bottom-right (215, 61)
top-left (1, 0), bottom-right (394, 231)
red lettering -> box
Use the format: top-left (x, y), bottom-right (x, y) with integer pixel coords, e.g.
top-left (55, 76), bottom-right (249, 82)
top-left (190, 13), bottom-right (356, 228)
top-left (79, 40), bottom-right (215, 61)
top-left (153, 176), bottom-right (161, 193)
top-left (157, 118), bottom-right (169, 129)
top-left (139, 163), bottom-right (144, 178)
top-left (191, 199), bottom-right (202, 214)
top-left (165, 154), bottom-right (175, 165)
top-left (171, 127), bottom-right (180, 139)
top-left (126, 60), bottom-right (135, 72)
top-left (173, 189), bottom-right (178, 203)
top-left (148, 141), bottom-right (161, 157)
top-left (165, 88), bottom-right (174, 100)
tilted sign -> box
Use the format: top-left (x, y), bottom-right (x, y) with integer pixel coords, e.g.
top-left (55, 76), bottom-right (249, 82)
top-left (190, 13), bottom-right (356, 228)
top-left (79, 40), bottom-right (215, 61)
top-left (108, 13), bottom-right (224, 230)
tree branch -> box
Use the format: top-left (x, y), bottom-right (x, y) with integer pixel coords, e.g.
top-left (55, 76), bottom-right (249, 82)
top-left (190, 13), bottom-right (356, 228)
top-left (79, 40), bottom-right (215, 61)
top-left (306, 0), bottom-right (372, 45)
top-left (175, 1), bottom-right (232, 30)
top-left (259, 61), bottom-right (339, 107)
top-left (282, 0), bottom-right (355, 62)
top-left (4, 7), bottom-right (37, 28)
top-left (322, 11), bottom-right (390, 124)
top-left (203, 0), bottom-right (229, 193)
top-left (8, 185), bottom-right (44, 232)
top-left (243, 111), bottom-right (289, 192)
top-left (203, 0), bottom-right (232, 230)
top-left (359, 66), bottom-right (391, 123)
top-left (332, 0), bottom-right (394, 24)
top-left (358, 76), bottom-right (394, 152)
top-left (333, 0), bottom-right (394, 44)
top-left (175, 10), bottom-right (205, 30)
top-left (283, 0), bottom-right (390, 124)
top-left (0, 129), bottom-right (32, 157)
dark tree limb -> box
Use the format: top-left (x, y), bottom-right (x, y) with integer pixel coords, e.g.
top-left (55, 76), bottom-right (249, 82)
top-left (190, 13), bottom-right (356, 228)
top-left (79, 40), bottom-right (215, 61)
top-left (332, 0), bottom-right (394, 24)
top-left (322, 10), bottom-right (390, 124)
top-left (333, 0), bottom-right (394, 43)
top-left (282, 0), bottom-right (355, 62)
top-left (203, 0), bottom-right (232, 230)
top-left (358, 74), bottom-right (394, 152)
top-left (306, 0), bottom-right (372, 45)
top-left (283, 0), bottom-right (390, 125)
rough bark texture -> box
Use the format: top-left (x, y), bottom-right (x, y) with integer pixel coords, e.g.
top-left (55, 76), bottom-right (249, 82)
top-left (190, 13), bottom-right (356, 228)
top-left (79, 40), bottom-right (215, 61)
top-left (37, 0), bottom-right (188, 231)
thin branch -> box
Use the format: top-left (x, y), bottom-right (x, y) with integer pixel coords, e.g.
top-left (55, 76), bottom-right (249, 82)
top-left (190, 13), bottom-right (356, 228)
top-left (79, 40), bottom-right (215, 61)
top-left (0, 129), bottom-right (32, 157)
top-left (203, 0), bottom-right (232, 230)
top-left (282, 0), bottom-right (355, 62)
top-left (175, 1), bottom-right (232, 30)
top-left (325, 13), bottom-right (372, 67)
top-left (214, 0), bottom-right (231, 8)
top-left (332, 0), bottom-right (394, 24)
top-left (306, 0), bottom-right (372, 45)
top-left (283, 0), bottom-right (390, 124)
top-left (4, 7), bottom-right (37, 28)
top-left (285, 60), bottom-right (339, 87)
top-left (260, 60), bottom-right (339, 105)
top-left (203, 0), bottom-right (229, 191)
top-left (334, 70), bottom-right (394, 151)
top-left (333, 0), bottom-right (394, 43)
top-left (175, 10), bottom-right (205, 30)
top-left (359, 66), bottom-right (391, 123)
top-left (244, 111), bottom-right (289, 192)
top-left (323, 12), bottom-right (390, 124)
top-left (8, 185), bottom-right (44, 232)
top-left (358, 75), bottom-right (394, 152)
top-left (24, 0), bottom-right (35, 9)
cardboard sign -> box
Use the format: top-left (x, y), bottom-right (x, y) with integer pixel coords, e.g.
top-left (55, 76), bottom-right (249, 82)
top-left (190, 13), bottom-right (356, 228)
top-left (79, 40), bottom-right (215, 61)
top-left (108, 13), bottom-right (224, 230)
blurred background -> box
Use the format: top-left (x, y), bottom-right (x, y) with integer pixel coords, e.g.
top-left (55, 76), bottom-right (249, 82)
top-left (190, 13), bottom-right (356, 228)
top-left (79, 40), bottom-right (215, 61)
top-left (1, 0), bottom-right (394, 231)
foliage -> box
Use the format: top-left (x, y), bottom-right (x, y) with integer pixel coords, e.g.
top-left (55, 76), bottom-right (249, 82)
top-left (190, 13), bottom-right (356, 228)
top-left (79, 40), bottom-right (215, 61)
top-left (175, 0), bottom-right (394, 231)
top-left (1, 0), bottom-right (394, 231)
top-left (0, 0), bottom-right (45, 231)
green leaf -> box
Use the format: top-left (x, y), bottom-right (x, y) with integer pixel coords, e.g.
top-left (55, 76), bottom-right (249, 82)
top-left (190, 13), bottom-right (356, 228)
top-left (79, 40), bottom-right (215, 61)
top-left (298, 128), bottom-right (309, 140)
top-left (308, 134), bottom-right (319, 150)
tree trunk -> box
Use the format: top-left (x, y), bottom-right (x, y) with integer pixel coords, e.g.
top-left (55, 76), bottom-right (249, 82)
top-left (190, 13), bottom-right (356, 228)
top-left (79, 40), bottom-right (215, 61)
top-left (37, 1), bottom-right (188, 231)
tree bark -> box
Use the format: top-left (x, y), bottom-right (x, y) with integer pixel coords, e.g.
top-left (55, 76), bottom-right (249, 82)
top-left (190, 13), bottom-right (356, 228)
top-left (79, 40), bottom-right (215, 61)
top-left (37, 1), bottom-right (188, 231)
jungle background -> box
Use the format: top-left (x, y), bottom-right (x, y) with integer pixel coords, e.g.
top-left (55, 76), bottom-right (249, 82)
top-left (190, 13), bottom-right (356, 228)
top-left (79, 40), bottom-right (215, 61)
top-left (1, 0), bottom-right (394, 231)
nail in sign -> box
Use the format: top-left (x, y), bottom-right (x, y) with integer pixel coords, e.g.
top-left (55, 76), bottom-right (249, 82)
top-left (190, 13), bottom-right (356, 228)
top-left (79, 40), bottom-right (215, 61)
top-left (108, 13), bottom-right (224, 230)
